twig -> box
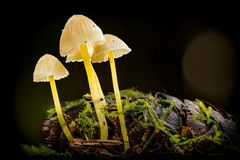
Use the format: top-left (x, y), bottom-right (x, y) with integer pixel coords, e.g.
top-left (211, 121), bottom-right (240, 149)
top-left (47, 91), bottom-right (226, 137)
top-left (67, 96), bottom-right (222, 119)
top-left (70, 139), bottom-right (122, 147)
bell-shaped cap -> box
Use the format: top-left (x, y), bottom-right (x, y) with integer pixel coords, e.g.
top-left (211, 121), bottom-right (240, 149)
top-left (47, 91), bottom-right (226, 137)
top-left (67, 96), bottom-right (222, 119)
top-left (60, 15), bottom-right (105, 60)
top-left (92, 34), bottom-right (131, 63)
top-left (33, 54), bottom-right (69, 82)
top-left (65, 42), bottom-right (94, 63)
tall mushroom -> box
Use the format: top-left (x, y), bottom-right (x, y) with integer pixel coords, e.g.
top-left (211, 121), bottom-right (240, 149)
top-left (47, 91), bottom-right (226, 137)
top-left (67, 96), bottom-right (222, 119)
top-left (65, 42), bottom-right (105, 100)
top-left (92, 34), bottom-right (131, 151)
top-left (59, 15), bottom-right (108, 140)
top-left (33, 54), bottom-right (73, 143)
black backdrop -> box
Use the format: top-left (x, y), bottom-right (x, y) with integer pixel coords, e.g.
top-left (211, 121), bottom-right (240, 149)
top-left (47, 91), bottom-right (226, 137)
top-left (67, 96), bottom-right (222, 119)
top-left (1, 0), bottom-right (239, 159)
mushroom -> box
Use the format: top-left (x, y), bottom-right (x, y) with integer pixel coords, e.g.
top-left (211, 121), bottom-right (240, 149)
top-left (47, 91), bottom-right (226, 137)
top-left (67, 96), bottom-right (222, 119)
top-left (65, 42), bottom-right (105, 100)
top-left (59, 15), bottom-right (108, 140)
top-left (92, 34), bottom-right (131, 151)
top-left (33, 54), bottom-right (73, 142)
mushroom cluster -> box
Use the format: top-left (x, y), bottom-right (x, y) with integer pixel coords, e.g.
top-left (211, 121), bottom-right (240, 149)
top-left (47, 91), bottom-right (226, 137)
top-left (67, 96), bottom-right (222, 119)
top-left (33, 15), bottom-right (131, 151)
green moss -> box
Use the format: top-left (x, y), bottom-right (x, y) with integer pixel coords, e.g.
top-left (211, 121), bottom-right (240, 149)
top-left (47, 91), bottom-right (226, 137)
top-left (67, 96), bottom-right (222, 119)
top-left (119, 89), bottom-right (176, 132)
top-left (124, 95), bottom-right (178, 151)
top-left (192, 100), bottom-right (222, 143)
top-left (123, 99), bottom-right (155, 127)
top-left (159, 102), bottom-right (175, 126)
top-left (21, 144), bottom-right (70, 158)
top-left (120, 88), bottom-right (145, 98)
top-left (104, 110), bottom-right (120, 119)
top-left (171, 134), bottom-right (187, 143)
top-left (43, 89), bottom-right (225, 154)
top-left (194, 99), bottom-right (213, 125)
top-left (180, 135), bottom-right (209, 145)
top-left (104, 91), bottom-right (115, 100)
top-left (146, 93), bottom-right (161, 107)
top-left (46, 99), bottom-right (82, 118)
top-left (211, 124), bottom-right (223, 144)
top-left (75, 102), bottom-right (96, 139)
top-left (138, 97), bottom-right (223, 150)
top-left (47, 108), bottom-right (56, 119)
top-left (123, 99), bottom-right (148, 113)
top-left (105, 88), bottom-right (145, 101)
top-left (178, 125), bottom-right (222, 146)
top-left (83, 93), bottom-right (92, 100)
top-left (172, 100), bottom-right (223, 147)
top-left (64, 100), bottom-right (81, 107)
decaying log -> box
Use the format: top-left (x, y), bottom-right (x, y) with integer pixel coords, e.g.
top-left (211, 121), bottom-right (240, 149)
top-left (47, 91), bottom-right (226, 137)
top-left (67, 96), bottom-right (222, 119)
top-left (40, 89), bottom-right (240, 158)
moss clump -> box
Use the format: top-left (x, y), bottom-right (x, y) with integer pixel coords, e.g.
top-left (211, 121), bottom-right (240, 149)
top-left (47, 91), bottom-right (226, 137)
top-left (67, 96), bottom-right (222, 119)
top-left (36, 89), bottom-right (239, 158)
top-left (47, 108), bottom-right (56, 119)
top-left (75, 102), bottom-right (97, 139)
top-left (21, 144), bottom-right (70, 158)
top-left (105, 88), bottom-right (145, 101)
top-left (194, 99), bottom-right (213, 125)
top-left (46, 99), bottom-right (82, 119)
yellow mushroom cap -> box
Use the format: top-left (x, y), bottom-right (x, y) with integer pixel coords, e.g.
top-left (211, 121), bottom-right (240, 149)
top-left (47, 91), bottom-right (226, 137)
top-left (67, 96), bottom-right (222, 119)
top-left (33, 54), bottom-right (69, 82)
top-left (92, 34), bottom-right (131, 63)
top-left (60, 15), bottom-right (105, 61)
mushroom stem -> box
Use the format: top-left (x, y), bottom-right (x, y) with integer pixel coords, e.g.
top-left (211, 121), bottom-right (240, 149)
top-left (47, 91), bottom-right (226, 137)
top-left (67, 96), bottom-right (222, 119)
top-left (91, 65), bottom-right (107, 107)
top-left (108, 51), bottom-right (129, 151)
top-left (80, 43), bottom-right (108, 140)
top-left (91, 66), bottom-right (104, 99)
top-left (49, 75), bottom-right (74, 143)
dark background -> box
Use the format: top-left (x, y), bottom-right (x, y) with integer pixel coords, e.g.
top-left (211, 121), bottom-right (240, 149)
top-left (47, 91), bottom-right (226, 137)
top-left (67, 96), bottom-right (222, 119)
top-left (1, 0), bottom-right (239, 159)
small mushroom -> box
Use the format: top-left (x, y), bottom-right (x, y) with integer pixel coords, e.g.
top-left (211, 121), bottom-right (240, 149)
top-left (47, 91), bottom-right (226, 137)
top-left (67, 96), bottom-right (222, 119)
top-left (59, 15), bottom-right (108, 140)
top-left (92, 34), bottom-right (131, 151)
top-left (33, 54), bottom-right (73, 143)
